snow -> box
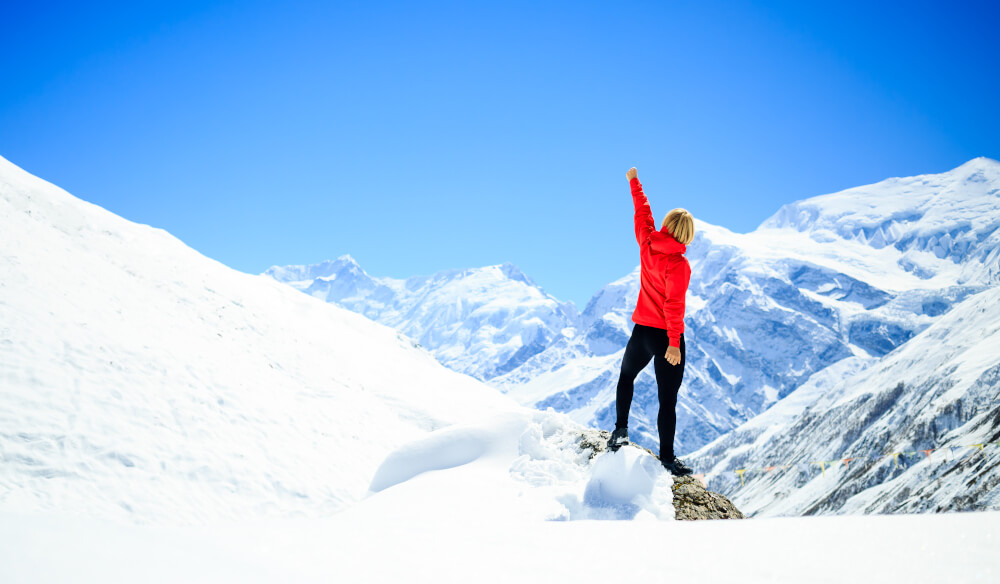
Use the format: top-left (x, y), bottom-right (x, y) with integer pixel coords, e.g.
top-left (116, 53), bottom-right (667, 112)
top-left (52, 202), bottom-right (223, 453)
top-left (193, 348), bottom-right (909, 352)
top-left (264, 258), bottom-right (578, 380)
top-left (0, 153), bottom-right (518, 523)
top-left (691, 285), bottom-right (1000, 517)
top-left (364, 410), bottom-right (675, 522)
top-left (2, 510), bottom-right (997, 583)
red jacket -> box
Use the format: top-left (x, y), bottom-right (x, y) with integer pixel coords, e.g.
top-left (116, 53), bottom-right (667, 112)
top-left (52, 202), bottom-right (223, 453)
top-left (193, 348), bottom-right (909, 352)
top-left (629, 177), bottom-right (690, 347)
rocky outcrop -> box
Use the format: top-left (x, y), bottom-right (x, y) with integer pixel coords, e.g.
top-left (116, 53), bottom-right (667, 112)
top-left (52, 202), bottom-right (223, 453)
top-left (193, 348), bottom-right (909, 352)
top-left (671, 476), bottom-right (745, 520)
top-left (579, 429), bottom-right (744, 520)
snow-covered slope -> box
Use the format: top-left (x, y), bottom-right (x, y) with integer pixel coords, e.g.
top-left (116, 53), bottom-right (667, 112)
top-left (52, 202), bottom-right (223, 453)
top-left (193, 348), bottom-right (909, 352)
top-left (5, 503), bottom-right (998, 583)
top-left (265, 257), bottom-right (577, 380)
top-left (0, 155), bottom-right (530, 524)
top-left (690, 283), bottom-right (1000, 517)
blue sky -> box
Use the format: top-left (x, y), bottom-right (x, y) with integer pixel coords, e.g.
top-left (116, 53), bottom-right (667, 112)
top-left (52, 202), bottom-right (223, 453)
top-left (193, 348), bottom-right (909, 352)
top-left (2, 0), bottom-right (998, 307)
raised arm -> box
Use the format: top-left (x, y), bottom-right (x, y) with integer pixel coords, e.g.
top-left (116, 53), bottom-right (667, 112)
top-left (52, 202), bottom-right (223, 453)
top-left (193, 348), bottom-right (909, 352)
top-left (628, 167), bottom-right (655, 245)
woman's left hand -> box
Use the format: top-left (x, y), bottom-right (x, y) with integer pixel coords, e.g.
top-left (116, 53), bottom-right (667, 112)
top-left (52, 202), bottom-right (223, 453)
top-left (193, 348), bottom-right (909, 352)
top-left (665, 346), bottom-right (681, 366)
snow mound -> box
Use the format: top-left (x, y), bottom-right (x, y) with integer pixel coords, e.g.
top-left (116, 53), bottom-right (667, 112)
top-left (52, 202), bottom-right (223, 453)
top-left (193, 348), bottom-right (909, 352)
top-left (369, 413), bottom-right (527, 493)
top-left (580, 447), bottom-right (673, 520)
top-left (363, 410), bottom-right (675, 522)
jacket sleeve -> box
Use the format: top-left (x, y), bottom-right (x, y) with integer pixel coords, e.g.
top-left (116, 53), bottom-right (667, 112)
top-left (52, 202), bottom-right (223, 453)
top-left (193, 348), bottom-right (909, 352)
top-left (631, 178), bottom-right (655, 246)
top-left (663, 259), bottom-right (691, 347)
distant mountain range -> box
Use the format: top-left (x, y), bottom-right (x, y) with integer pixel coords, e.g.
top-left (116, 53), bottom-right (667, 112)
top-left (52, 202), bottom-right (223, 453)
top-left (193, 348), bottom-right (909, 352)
top-left (267, 158), bottom-right (1000, 467)
top-left (264, 259), bottom-right (576, 381)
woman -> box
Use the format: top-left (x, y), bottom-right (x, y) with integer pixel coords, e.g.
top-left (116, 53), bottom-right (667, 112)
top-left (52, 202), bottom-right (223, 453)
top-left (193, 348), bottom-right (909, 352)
top-left (606, 166), bottom-right (695, 477)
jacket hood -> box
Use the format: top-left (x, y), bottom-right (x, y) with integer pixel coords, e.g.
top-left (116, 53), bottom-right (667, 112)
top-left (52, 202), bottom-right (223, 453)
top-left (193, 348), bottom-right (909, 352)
top-left (650, 229), bottom-right (687, 255)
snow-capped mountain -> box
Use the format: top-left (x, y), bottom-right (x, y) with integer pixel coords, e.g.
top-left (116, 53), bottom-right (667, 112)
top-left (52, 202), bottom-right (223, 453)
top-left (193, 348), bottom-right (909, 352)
top-left (690, 282), bottom-right (1000, 516)
top-left (270, 158), bottom-right (1000, 458)
top-left (264, 258), bottom-right (577, 380)
top-left (761, 157), bottom-right (1000, 284)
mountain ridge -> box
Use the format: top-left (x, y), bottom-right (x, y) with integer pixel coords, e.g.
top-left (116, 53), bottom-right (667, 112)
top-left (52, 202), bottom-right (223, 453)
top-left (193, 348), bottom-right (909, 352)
top-left (689, 282), bottom-right (1000, 516)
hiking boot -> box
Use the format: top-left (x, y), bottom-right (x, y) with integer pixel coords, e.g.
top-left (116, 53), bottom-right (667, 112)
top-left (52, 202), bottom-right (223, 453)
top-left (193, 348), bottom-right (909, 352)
top-left (662, 456), bottom-right (693, 477)
top-left (607, 427), bottom-right (629, 451)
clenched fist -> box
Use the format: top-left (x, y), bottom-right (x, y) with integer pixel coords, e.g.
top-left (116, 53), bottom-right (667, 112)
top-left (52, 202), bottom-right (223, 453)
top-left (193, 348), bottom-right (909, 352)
top-left (626, 167), bottom-right (638, 181)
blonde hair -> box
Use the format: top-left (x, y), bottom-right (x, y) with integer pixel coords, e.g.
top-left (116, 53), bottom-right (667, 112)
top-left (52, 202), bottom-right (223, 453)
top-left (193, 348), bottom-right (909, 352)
top-left (661, 208), bottom-right (695, 245)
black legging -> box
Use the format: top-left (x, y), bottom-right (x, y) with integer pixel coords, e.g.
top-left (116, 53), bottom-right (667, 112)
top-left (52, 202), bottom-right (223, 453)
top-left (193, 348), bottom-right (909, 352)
top-left (614, 324), bottom-right (686, 459)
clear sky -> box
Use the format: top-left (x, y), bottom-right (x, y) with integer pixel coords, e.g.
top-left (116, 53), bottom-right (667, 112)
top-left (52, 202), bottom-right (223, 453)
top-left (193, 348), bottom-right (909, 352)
top-left (2, 0), bottom-right (998, 307)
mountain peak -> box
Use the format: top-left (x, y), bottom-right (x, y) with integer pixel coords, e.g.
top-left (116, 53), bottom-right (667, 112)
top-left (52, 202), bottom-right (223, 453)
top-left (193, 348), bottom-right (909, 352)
top-left (955, 156), bottom-right (999, 171)
top-left (334, 253), bottom-right (360, 266)
top-left (263, 255), bottom-right (368, 283)
top-left (497, 262), bottom-right (533, 286)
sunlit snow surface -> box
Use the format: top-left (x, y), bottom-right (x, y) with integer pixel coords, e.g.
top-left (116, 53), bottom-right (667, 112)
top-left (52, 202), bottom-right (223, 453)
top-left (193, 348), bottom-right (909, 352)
top-left (2, 510), bottom-right (996, 583)
top-left (0, 154), bottom-right (517, 523)
top-left (368, 411), bottom-right (674, 521)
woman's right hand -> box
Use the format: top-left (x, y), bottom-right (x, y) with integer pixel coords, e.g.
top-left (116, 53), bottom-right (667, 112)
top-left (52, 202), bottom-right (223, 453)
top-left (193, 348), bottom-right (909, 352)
top-left (626, 167), bottom-right (638, 181)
